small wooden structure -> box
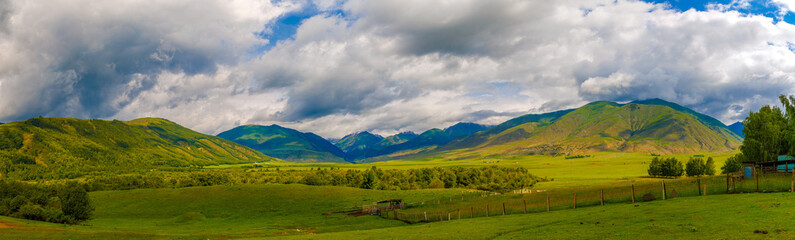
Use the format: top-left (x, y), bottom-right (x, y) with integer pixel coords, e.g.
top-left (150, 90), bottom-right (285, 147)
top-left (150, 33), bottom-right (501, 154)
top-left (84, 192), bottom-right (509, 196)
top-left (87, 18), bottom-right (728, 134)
top-left (362, 199), bottom-right (404, 215)
top-left (743, 156), bottom-right (795, 177)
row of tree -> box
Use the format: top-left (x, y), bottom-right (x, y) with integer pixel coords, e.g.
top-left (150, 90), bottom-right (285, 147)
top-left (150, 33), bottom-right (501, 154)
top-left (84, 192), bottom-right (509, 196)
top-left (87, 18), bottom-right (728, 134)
top-left (647, 157), bottom-right (715, 178)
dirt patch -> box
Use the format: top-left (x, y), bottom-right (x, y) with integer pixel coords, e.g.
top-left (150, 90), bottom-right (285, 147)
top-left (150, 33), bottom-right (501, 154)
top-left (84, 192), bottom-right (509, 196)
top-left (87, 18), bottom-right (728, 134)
top-left (0, 221), bottom-right (22, 229)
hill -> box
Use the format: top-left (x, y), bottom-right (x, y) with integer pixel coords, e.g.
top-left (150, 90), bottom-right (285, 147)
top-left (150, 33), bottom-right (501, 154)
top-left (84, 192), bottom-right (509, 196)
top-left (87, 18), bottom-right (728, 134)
top-left (0, 117), bottom-right (272, 179)
top-left (217, 125), bottom-right (346, 162)
top-left (434, 99), bottom-right (742, 157)
top-left (728, 121), bottom-right (744, 138)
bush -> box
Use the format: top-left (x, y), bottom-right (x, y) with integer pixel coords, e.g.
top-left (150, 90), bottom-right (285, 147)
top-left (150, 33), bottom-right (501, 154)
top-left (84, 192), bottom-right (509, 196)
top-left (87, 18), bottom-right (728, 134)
top-left (60, 183), bottom-right (92, 221)
top-left (722, 153), bottom-right (745, 173)
top-left (428, 179), bottom-right (445, 189)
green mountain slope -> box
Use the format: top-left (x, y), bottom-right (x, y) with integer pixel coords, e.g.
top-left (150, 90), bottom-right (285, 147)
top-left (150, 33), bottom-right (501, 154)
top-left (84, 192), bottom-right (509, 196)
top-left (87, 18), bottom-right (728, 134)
top-left (437, 100), bottom-right (741, 157)
top-left (374, 132), bottom-right (418, 148)
top-left (440, 109), bottom-right (574, 150)
top-left (217, 125), bottom-right (346, 162)
top-left (0, 117), bottom-right (272, 179)
top-left (335, 131), bottom-right (384, 160)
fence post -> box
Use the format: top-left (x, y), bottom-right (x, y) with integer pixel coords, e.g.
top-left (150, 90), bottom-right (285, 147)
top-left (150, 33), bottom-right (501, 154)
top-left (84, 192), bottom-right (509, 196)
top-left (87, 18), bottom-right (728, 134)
top-left (546, 194), bottom-right (550, 212)
top-left (703, 183), bottom-right (707, 196)
top-left (631, 184), bottom-right (635, 203)
top-left (424, 212), bottom-right (428, 222)
top-left (502, 202), bottom-right (506, 216)
top-left (697, 178), bottom-right (702, 196)
top-left (726, 172), bottom-right (730, 193)
top-left (573, 192), bottom-right (577, 209)
top-left (523, 199), bottom-right (527, 214)
top-left (791, 164), bottom-right (794, 192)
top-left (458, 209), bottom-right (461, 220)
top-left (448, 213), bottom-right (451, 221)
top-left (486, 204), bottom-right (489, 217)
top-left (470, 207), bottom-right (473, 218)
top-left (600, 189), bottom-right (604, 206)
top-left (756, 166), bottom-right (760, 193)
top-left (661, 180), bottom-right (666, 200)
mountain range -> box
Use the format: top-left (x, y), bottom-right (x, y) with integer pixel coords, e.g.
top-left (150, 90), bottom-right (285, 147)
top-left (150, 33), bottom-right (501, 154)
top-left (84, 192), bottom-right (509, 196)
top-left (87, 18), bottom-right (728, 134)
top-left (219, 98), bottom-right (742, 162)
top-left (0, 99), bottom-right (745, 168)
top-left (217, 125), bottom-right (347, 162)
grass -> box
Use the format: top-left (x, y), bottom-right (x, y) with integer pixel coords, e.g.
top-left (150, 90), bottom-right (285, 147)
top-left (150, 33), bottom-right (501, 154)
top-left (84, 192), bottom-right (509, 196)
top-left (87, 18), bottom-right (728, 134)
top-left (0, 184), bottom-right (468, 239)
top-left (272, 192), bottom-right (795, 240)
top-left (211, 151), bottom-right (739, 189)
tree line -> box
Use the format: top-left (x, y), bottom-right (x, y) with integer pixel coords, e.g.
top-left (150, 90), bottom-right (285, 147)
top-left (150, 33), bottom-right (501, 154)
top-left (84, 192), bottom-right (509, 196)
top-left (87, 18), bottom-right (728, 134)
top-left (647, 156), bottom-right (715, 178)
top-left (0, 180), bottom-right (92, 224)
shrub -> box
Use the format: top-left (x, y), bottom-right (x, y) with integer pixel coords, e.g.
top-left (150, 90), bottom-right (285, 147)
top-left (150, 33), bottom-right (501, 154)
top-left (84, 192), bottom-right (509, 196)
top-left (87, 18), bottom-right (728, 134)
top-left (428, 179), bottom-right (445, 189)
top-left (642, 193), bottom-right (656, 201)
top-left (722, 153), bottom-right (745, 173)
top-left (60, 183), bottom-right (93, 221)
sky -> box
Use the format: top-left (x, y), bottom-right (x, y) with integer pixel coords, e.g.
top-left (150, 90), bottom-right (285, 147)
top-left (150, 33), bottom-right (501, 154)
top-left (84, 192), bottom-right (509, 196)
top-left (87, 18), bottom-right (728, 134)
top-left (1, 0), bottom-right (794, 138)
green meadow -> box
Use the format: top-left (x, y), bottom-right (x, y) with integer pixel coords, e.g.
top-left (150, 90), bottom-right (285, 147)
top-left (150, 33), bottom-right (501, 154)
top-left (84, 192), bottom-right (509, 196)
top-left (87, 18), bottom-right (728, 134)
top-left (0, 186), bottom-right (791, 239)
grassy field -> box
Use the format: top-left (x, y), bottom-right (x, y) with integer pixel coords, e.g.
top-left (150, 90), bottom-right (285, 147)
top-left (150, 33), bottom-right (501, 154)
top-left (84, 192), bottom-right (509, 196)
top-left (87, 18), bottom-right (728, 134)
top-left (275, 192), bottom-right (795, 240)
top-left (0, 184), bottom-right (469, 239)
top-left (2, 189), bottom-right (791, 239)
top-left (210, 151), bottom-right (739, 189)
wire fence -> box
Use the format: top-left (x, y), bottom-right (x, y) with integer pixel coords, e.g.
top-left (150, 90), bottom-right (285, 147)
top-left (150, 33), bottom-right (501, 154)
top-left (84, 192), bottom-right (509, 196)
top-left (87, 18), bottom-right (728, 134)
top-left (377, 171), bottom-right (794, 224)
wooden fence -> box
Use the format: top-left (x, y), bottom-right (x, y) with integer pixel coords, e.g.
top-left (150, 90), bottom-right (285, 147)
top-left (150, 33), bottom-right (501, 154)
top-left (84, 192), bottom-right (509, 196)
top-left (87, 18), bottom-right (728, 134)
top-left (383, 170), bottom-right (794, 224)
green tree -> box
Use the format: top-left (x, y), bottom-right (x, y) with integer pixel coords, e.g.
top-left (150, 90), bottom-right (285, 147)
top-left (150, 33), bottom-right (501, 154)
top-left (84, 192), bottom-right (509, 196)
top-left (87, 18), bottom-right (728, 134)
top-left (741, 105), bottom-right (787, 162)
top-left (60, 183), bottom-right (93, 221)
top-left (780, 95), bottom-right (795, 155)
top-left (704, 157), bottom-right (716, 176)
top-left (361, 167), bottom-right (379, 190)
top-left (722, 153), bottom-right (745, 173)
top-left (661, 157), bottom-right (684, 177)
top-left (647, 157), bottom-right (663, 176)
top-left (685, 157), bottom-right (705, 177)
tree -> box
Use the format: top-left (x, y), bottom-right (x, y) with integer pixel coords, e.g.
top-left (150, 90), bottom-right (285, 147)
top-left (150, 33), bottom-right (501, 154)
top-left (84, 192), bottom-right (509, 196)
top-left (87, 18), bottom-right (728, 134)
top-left (780, 95), bottom-right (795, 155)
top-left (722, 153), bottom-right (745, 173)
top-left (648, 157), bottom-right (663, 176)
top-left (60, 183), bottom-right (93, 221)
top-left (361, 167), bottom-right (379, 189)
top-left (648, 157), bottom-right (684, 177)
top-left (686, 157), bottom-right (705, 177)
top-left (704, 157), bottom-right (716, 176)
top-left (741, 105), bottom-right (787, 162)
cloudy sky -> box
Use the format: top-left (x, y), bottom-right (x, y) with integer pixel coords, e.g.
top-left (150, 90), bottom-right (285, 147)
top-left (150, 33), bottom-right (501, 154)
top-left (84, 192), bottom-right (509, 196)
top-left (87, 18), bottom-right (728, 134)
top-left (1, 0), bottom-right (795, 138)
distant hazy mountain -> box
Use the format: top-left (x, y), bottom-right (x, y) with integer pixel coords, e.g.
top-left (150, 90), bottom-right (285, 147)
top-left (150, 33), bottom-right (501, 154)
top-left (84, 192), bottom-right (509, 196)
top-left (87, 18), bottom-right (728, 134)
top-left (334, 131), bottom-right (384, 156)
top-left (218, 125), bottom-right (346, 162)
top-left (0, 117), bottom-right (272, 175)
top-left (728, 121), bottom-right (744, 138)
top-left (357, 122), bottom-right (489, 160)
top-left (435, 99), bottom-right (742, 156)
top-left (375, 132), bottom-right (418, 148)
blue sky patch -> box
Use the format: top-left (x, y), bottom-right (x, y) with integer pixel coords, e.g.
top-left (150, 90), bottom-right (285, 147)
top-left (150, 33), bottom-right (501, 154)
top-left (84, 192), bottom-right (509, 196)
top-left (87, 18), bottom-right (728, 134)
top-left (642, 0), bottom-right (795, 24)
